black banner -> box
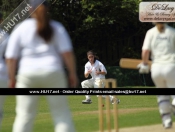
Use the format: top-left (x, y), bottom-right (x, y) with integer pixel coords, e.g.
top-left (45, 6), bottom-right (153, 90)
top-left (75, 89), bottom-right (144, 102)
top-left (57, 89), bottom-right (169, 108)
top-left (0, 88), bottom-right (175, 95)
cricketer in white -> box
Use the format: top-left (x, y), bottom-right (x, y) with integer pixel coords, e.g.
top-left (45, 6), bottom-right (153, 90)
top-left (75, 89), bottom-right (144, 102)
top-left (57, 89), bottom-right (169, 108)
top-left (138, 22), bottom-right (175, 129)
top-left (5, 1), bottom-right (78, 132)
top-left (81, 50), bottom-right (120, 104)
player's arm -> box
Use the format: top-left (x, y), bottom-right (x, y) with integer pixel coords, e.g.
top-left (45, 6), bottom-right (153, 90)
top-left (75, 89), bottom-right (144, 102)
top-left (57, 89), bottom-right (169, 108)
top-left (97, 71), bottom-right (106, 75)
top-left (142, 50), bottom-right (150, 65)
top-left (137, 30), bottom-right (152, 74)
top-left (84, 73), bottom-right (89, 78)
top-left (97, 63), bottom-right (107, 75)
top-left (5, 26), bottom-right (21, 88)
top-left (84, 67), bottom-right (91, 78)
top-left (61, 51), bottom-right (76, 75)
top-left (6, 59), bottom-right (18, 88)
top-left (141, 30), bottom-right (152, 64)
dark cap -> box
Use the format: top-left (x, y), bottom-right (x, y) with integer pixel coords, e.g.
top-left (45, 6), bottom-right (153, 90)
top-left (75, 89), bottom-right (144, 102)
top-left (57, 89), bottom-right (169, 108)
top-left (29, 0), bottom-right (49, 9)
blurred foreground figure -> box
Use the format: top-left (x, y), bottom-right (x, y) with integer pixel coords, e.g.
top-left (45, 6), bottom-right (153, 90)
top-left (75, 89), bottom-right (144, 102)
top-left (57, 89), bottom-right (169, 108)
top-left (0, 12), bottom-right (9, 129)
top-left (138, 22), bottom-right (175, 129)
top-left (5, 1), bottom-right (78, 132)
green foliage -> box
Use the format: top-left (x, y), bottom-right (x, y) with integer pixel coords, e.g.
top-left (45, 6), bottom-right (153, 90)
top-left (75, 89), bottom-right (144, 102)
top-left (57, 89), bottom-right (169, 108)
top-left (0, 0), bottom-right (150, 66)
top-left (0, 0), bottom-right (23, 19)
top-left (105, 66), bottom-right (154, 87)
top-left (48, 0), bottom-right (148, 66)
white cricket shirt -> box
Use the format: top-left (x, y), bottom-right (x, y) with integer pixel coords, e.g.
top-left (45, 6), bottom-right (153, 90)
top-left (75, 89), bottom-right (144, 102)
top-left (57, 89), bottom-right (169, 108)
top-left (5, 18), bottom-right (73, 73)
top-left (142, 24), bottom-right (175, 64)
top-left (0, 28), bottom-right (8, 81)
top-left (84, 60), bottom-right (107, 79)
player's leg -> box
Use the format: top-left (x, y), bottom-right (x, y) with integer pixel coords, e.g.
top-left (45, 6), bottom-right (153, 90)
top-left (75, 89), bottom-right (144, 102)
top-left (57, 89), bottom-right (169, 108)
top-left (13, 73), bottom-right (39, 132)
top-left (15, 73), bottom-right (37, 88)
top-left (94, 79), bottom-right (105, 102)
top-left (47, 96), bottom-right (75, 132)
top-left (94, 79), bottom-right (106, 98)
top-left (163, 64), bottom-right (175, 116)
top-left (157, 96), bottom-right (172, 129)
top-left (12, 96), bottom-right (39, 132)
top-left (44, 72), bottom-right (75, 132)
top-left (81, 79), bottom-right (94, 88)
top-left (151, 64), bottom-right (172, 129)
top-left (40, 70), bottom-right (68, 88)
top-left (163, 64), bottom-right (175, 88)
top-left (81, 79), bottom-right (94, 104)
top-left (94, 79), bottom-right (105, 88)
top-left (94, 79), bottom-right (120, 104)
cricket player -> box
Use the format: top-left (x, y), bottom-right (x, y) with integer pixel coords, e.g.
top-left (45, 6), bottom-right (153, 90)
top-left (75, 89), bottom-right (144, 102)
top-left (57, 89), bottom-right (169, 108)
top-left (81, 50), bottom-right (120, 104)
top-left (5, 1), bottom-right (78, 132)
top-left (0, 12), bottom-right (9, 128)
top-left (138, 22), bottom-right (175, 129)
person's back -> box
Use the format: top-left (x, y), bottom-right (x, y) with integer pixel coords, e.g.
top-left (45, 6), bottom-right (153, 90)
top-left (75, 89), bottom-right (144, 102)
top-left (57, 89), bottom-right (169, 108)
top-left (7, 18), bottom-right (72, 74)
top-left (5, 1), bottom-right (78, 132)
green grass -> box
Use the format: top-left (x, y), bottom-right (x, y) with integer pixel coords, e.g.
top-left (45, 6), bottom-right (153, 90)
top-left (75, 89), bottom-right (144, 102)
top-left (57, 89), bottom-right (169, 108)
top-left (1, 95), bottom-right (175, 132)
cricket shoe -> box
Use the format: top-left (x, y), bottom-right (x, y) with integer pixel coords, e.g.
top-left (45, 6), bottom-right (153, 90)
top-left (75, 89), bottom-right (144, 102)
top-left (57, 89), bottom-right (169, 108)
top-left (82, 99), bottom-right (92, 104)
top-left (163, 118), bottom-right (172, 129)
top-left (111, 98), bottom-right (120, 104)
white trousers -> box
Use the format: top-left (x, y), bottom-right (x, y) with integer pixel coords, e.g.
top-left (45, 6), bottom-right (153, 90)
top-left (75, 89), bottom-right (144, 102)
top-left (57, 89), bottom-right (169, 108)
top-left (81, 78), bottom-right (114, 100)
top-left (151, 63), bottom-right (175, 88)
top-left (151, 63), bottom-right (175, 122)
top-left (0, 80), bottom-right (8, 128)
top-left (81, 78), bottom-right (106, 88)
top-left (12, 70), bottom-right (75, 132)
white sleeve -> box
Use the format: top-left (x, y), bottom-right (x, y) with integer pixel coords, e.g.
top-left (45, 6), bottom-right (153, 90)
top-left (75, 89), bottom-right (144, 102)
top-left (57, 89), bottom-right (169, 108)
top-left (99, 62), bottom-right (107, 73)
top-left (55, 23), bottom-right (73, 53)
top-left (142, 30), bottom-right (152, 51)
top-left (84, 65), bottom-right (89, 74)
top-left (5, 28), bottom-right (21, 59)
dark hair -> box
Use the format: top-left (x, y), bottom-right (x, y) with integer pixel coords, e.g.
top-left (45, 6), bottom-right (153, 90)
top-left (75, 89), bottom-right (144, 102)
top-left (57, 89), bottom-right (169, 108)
top-left (34, 2), bottom-right (53, 42)
top-left (87, 50), bottom-right (99, 62)
top-left (152, 22), bottom-right (166, 25)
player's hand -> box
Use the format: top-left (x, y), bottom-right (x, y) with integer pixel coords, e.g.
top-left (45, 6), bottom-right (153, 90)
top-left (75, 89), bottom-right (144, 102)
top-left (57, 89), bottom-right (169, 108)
top-left (8, 79), bottom-right (16, 88)
top-left (137, 63), bottom-right (149, 74)
top-left (68, 73), bottom-right (79, 88)
top-left (87, 70), bottom-right (92, 74)
top-left (96, 71), bottom-right (100, 75)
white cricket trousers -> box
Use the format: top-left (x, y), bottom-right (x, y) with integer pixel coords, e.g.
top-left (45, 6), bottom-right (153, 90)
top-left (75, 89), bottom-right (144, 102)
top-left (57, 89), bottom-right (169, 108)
top-left (12, 70), bottom-right (75, 132)
top-left (151, 63), bottom-right (175, 122)
top-left (81, 78), bottom-right (114, 100)
top-left (0, 80), bottom-right (8, 128)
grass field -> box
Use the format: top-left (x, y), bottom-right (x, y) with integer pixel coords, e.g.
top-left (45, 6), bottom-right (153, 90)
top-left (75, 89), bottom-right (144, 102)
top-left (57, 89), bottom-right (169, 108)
top-left (1, 94), bottom-right (175, 132)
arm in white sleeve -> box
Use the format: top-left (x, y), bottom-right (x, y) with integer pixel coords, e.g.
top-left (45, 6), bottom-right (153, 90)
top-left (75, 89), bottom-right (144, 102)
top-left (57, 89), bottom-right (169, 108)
top-left (55, 23), bottom-right (73, 53)
top-left (99, 62), bottom-right (107, 75)
top-left (142, 30), bottom-right (152, 64)
top-left (5, 28), bottom-right (21, 59)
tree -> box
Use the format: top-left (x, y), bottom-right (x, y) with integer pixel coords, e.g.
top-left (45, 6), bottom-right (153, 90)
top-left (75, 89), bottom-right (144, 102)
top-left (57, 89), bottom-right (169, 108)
top-left (0, 0), bottom-right (154, 66)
